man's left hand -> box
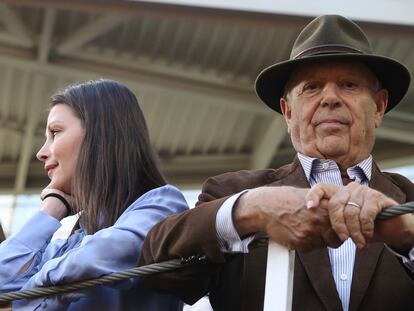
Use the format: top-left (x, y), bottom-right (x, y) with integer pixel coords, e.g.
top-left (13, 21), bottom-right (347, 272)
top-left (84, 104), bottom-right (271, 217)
top-left (306, 183), bottom-right (414, 250)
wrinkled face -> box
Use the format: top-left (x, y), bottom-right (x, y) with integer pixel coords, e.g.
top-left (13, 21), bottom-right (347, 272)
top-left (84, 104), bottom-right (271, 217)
top-left (280, 60), bottom-right (388, 169)
top-left (36, 104), bottom-right (85, 193)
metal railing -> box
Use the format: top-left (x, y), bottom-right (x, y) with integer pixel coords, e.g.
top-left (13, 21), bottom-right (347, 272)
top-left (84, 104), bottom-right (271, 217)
top-left (1, 202), bottom-right (413, 308)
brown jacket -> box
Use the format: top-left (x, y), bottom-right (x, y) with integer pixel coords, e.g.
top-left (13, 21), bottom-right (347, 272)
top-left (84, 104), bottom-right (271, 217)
top-left (140, 158), bottom-right (414, 310)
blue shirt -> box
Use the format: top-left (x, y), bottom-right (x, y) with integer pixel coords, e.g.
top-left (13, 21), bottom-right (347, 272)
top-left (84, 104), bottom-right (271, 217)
top-left (0, 184), bottom-right (189, 311)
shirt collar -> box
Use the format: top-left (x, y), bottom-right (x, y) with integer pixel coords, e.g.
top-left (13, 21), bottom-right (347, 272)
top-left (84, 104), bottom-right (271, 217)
top-left (297, 152), bottom-right (372, 182)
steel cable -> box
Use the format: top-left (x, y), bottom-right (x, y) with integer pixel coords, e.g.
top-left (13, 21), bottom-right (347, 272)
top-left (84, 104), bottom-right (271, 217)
top-left (0, 257), bottom-right (203, 304)
top-left (1, 203), bottom-right (414, 304)
top-left (376, 202), bottom-right (414, 220)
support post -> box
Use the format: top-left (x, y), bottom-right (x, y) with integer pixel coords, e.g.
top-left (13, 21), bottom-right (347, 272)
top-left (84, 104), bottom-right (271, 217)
top-left (263, 242), bottom-right (295, 311)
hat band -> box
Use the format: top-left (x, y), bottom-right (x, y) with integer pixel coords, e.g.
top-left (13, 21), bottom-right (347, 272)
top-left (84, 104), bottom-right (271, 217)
top-left (293, 44), bottom-right (365, 60)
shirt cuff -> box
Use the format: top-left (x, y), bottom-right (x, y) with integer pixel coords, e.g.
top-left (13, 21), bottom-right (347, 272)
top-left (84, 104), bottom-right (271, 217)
top-left (215, 190), bottom-right (254, 253)
top-left (385, 244), bottom-right (414, 271)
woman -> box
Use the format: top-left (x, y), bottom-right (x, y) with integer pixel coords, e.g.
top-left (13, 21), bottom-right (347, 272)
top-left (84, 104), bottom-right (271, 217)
top-left (0, 79), bottom-right (188, 310)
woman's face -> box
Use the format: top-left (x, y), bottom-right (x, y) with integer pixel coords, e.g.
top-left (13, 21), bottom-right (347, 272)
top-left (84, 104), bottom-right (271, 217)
top-left (36, 103), bottom-right (85, 194)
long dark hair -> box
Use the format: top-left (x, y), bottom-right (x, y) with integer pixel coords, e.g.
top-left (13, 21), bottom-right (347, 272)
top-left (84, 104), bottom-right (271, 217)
top-left (0, 222), bottom-right (5, 242)
top-left (51, 79), bottom-right (166, 234)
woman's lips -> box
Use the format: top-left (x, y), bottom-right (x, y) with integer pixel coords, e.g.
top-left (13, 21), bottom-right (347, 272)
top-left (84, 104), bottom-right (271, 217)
top-left (45, 164), bottom-right (57, 177)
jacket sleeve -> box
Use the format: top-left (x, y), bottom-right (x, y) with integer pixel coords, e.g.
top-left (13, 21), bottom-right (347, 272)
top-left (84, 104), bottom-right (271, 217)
top-left (138, 170), bottom-right (272, 304)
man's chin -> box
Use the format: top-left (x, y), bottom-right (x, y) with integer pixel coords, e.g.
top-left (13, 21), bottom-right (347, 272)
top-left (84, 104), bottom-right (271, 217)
top-left (316, 142), bottom-right (348, 159)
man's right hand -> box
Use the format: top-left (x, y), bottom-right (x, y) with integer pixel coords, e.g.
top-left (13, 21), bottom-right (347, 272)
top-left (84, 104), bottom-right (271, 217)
top-left (233, 186), bottom-right (342, 252)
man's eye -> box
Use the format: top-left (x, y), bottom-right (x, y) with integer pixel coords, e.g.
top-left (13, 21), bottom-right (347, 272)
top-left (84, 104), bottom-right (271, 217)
top-left (303, 83), bottom-right (320, 92)
top-left (343, 81), bottom-right (358, 89)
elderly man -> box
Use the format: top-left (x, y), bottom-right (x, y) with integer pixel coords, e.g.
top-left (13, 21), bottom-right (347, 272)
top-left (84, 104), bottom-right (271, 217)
top-left (140, 15), bottom-right (414, 311)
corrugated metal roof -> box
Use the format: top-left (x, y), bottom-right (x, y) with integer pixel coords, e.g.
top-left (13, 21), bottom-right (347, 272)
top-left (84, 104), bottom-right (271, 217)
top-left (0, 0), bottom-right (413, 192)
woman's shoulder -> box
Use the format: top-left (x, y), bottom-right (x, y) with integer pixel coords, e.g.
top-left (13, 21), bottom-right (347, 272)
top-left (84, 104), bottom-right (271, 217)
top-left (140, 184), bottom-right (183, 198)
top-left (128, 184), bottom-right (188, 211)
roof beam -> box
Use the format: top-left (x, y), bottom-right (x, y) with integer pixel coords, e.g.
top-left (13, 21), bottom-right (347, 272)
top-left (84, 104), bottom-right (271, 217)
top-left (14, 74), bottom-right (46, 194)
top-left (376, 127), bottom-right (414, 145)
top-left (378, 155), bottom-right (414, 170)
top-left (0, 119), bottom-right (24, 133)
top-left (141, 0), bottom-right (414, 27)
top-left (250, 115), bottom-right (287, 169)
top-left (37, 8), bottom-right (56, 64)
top-left (4, 0), bottom-right (414, 39)
top-left (0, 49), bottom-right (265, 115)
top-left (162, 153), bottom-right (250, 187)
top-left (0, 66), bottom-right (13, 119)
top-left (0, 31), bottom-right (32, 48)
top-left (59, 50), bottom-right (253, 96)
top-left (0, 3), bottom-right (34, 47)
top-left (59, 57), bottom-right (264, 114)
top-left (56, 14), bottom-right (128, 54)
top-left (376, 119), bottom-right (414, 145)
top-left (386, 110), bottom-right (414, 123)
top-left (0, 161), bottom-right (44, 194)
top-left (162, 153), bottom-right (250, 174)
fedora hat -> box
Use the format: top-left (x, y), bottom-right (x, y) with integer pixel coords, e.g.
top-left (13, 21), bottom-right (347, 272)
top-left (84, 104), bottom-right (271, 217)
top-left (255, 14), bottom-right (411, 113)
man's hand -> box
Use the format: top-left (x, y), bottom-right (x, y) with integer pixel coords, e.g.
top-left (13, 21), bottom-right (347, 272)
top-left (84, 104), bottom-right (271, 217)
top-left (307, 182), bottom-right (414, 250)
top-left (233, 186), bottom-right (342, 252)
top-left (375, 213), bottom-right (414, 253)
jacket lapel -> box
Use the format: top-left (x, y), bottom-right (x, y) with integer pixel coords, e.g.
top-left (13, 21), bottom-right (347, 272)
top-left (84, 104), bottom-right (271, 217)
top-left (369, 162), bottom-right (406, 203)
top-left (348, 161), bottom-right (406, 310)
top-left (348, 243), bottom-right (383, 311)
top-left (297, 248), bottom-right (343, 310)
top-left (268, 156), bottom-right (310, 189)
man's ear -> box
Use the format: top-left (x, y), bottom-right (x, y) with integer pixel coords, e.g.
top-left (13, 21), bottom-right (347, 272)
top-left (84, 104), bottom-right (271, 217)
top-left (280, 97), bottom-right (292, 130)
top-left (374, 89), bottom-right (388, 128)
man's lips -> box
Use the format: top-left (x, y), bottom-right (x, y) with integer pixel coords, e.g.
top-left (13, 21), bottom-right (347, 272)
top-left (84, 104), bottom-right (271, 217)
top-left (314, 119), bottom-right (349, 126)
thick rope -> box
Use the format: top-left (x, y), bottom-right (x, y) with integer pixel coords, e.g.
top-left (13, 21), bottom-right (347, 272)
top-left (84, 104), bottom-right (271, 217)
top-left (1, 203), bottom-right (414, 304)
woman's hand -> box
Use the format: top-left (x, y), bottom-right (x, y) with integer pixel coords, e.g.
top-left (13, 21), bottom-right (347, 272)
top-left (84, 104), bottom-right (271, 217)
top-left (40, 188), bottom-right (74, 220)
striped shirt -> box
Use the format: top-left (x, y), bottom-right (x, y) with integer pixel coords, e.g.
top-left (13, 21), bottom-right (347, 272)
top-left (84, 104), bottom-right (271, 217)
top-left (298, 152), bottom-right (373, 311)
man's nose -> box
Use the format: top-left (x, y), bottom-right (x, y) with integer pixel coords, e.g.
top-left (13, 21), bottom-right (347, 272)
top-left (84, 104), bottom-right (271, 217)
top-left (320, 82), bottom-right (342, 108)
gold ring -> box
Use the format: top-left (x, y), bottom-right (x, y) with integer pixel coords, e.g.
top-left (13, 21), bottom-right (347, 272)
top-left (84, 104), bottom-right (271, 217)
top-left (346, 201), bottom-right (361, 208)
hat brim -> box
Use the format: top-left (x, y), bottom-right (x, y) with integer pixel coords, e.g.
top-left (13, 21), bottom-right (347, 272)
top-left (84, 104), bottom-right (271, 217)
top-left (255, 53), bottom-right (411, 114)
